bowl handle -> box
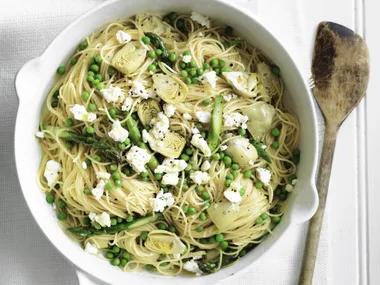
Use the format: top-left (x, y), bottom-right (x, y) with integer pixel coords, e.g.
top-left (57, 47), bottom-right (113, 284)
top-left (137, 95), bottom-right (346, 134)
top-left (15, 57), bottom-right (43, 103)
top-left (76, 269), bottom-right (107, 285)
top-left (289, 180), bottom-right (319, 224)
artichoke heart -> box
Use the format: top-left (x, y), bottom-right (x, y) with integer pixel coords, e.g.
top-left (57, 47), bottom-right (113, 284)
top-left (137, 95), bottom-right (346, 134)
top-left (137, 99), bottom-right (161, 127)
top-left (222, 72), bottom-right (260, 98)
top-left (241, 102), bottom-right (275, 140)
top-left (145, 231), bottom-right (186, 254)
top-left (225, 137), bottom-right (258, 169)
top-left (111, 42), bottom-right (146, 75)
top-left (150, 131), bottom-right (186, 158)
top-left (152, 74), bottom-right (188, 104)
top-left (136, 14), bottom-right (168, 35)
top-left (207, 201), bottom-right (240, 232)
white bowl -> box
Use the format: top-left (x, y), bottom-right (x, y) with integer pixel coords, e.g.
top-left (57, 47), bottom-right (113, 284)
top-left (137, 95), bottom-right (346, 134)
top-left (14, 0), bottom-right (319, 284)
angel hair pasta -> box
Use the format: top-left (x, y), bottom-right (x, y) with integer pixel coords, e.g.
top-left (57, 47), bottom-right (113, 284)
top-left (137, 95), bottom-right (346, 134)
top-left (36, 11), bottom-right (300, 276)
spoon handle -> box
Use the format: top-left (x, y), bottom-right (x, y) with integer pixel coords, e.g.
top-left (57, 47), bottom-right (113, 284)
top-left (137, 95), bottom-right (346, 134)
top-left (298, 123), bottom-right (339, 285)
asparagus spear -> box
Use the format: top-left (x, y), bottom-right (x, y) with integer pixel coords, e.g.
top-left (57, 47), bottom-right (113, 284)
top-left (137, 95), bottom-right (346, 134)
top-left (251, 140), bottom-right (272, 163)
top-left (144, 32), bottom-right (170, 59)
top-left (68, 213), bottom-right (163, 237)
top-left (207, 95), bottom-right (224, 151)
top-left (43, 125), bottom-right (122, 163)
top-left (125, 116), bottom-right (159, 170)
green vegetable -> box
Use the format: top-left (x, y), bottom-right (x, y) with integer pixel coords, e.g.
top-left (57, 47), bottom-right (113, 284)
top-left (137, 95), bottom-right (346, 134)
top-left (231, 163), bottom-right (239, 170)
top-left (142, 36), bottom-right (151, 45)
top-left (155, 49), bottom-right (163, 56)
top-left (243, 170), bottom-right (252, 178)
top-left (120, 259), bottom-right (128, 266)
top-left (46, 194), bottom-right (54, 204)
top-left (251, 140), bottom-right (272, 163)
top-left (58, 211), bottom-right (67, 221)
top-left (207, 95), bottom-right (224, 151)
top-left (201, 191), bottom-right (210, 200)
top-left (70, 58), bottom-right (78, 65)
top-left (225, 179), bottom-right (232, 187)
top-left (196, 226), bottom-right (204, 232)
top-left (111, 258), bottom-right (120, 266)
top-left (223, 156), bottom-right (232, 166)
top-left (272, 216), bottom-right (281, 223)
top-left (215, 233), bottom-right (224, 242)
top-left (81, 91), bottom-right (89, 101)
top-left (57, 200), bottom-right (66, 208)
top-left (79, 41), bottom-right (88, 50)
top-left (95, 56), bottom-right (102, 63)
top-left (220, 241), bottom-right (229, 250)
top-left (271, 65), bottom-right (280, 76)
top-left (90, 64), bottom-right (99, 72)
top-left (126, 215), bottom-right (134, 223)
top-left (255, 181), bottom-right (263, 189)
top-left (123, 251), bottom-right (131, 259)
top-left (141, 231), bottom-right (149, 241)
top-left (210, 59), bottom-right (218, 68)
top-left (222, 39), bottom-right (244, 48)
top-left (148, 64), bottom-right (156, 72)
top-left (148, 50), bottom-right (156, 58)
top-left (187, 207), bottom-right (196, 215)
top-left (168, 225), bottom-right (176, 233)
top-left (169, 53), bottom-right (177, 62)
top-left (86, 126), bottom-right (95, 135)
top-left (57, 66), bottom-right (65, 75)
top-left (271, 127), bottom-right (280, 137)
top-left (199, 212), bottom-right (207, 221)
top-left (181, 70), bottom-right (188, 77)
top-left (157, 223), bottom-right (167, 230)
top-left (146, 264), bottom-right (154, 271)
top-left (43, 125), bottom-right (122, 163)
top-left (144, 33), bottom-right (169, 59)
top-left (225, 26), bottom-right (233, 36)
top-left (64, 118), bottom-right (73, 127)
top-left (272, 141), bottom-right (280, 149)
top-left (88, 103), bottom-right (96, 112)
top-left (67, 214), bottom-right (163, 237)
top-left (106, 252), bottom-right (114, 259)
top-left (203, 63), bottom-right (210, 69)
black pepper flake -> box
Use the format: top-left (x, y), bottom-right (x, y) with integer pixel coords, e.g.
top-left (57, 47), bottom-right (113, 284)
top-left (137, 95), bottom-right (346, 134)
top-left (230, 63), bottom-right (233, 67)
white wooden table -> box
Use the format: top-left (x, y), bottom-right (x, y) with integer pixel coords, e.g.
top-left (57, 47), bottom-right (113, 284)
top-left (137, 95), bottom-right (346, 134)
top-left (0, 0), bottom-right (378, 284)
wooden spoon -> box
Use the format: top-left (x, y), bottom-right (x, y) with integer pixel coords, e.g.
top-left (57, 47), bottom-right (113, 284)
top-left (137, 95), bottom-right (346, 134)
top-left (298, 22), bottom-right (369, 284)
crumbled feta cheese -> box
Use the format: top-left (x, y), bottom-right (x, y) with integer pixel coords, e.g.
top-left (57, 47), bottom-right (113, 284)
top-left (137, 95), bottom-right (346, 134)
top-left (44, 160), bottom-right (62, 186)
top-left (183, 113), bottom-right (193, 120)
top-left (191, 130), bottom-right (211, 157)
top-left (96, 172), bottom-right (111, 180)
top-left (35, 131), bottom-right (44, 138)
top-left (172, 253), bottom-right (181, 259)
top-left (201, 160), bottom-right (211, 171)
top-left (261, 144), bottom-right (267, 149)
top-left (100, 85), bottom-right (125, 103)
top-left (89, 212), bottom-right (111, 227)
top-left (190, 12), bottom-right (211, 28)
top-left (220, 145), bottom-right (228, 151)
top-left (182, 55), bottom-right (192, 63)
top-left (163, 104), bottom-right (176, 118)
top-left (85, 242), bottom-right (98, 255)
top-left (128, 80), bottom-right (150, 99)
top-left (82, 162), bottom-right (87, 169)
top-left (150, 190), bottom-right (175, 212)
top-left (190, 171), bottom-right (210, 185)
top-left (155, 159), bottom-right (188, 174)
top-left (121, 97), bottom-right (133, 111)
top-left (126, 146), bottom-right (152, 173)
top-left (256, 168), bottom-right (271, 186)
top-left (183, 259), bottom-right (203, 275)
top-left (195, 111), bottom-right (211, 123)
top-left (108, 120), bottom-right (129, 143)
top-left (224, 181), bottom-right (243, 203)
top-left (223, 112), bottom-right (249, 129)
top-left (150, 112), bottom-right (169, 140)
top-left (162, 173), bottom-right (179, 186)
top-left (292, 179), bottom-right (298, 185)
top-left (223, 93), bottom-right (237, 102)
top-left (91, 179), bottom-right (105, 200)
top-left (200, 70), bottom-right (218, 88)
top-left (116, 30), bottom-right (132, 44)
top-left (69, 104), bottom-right (97, 122)
top-left (285, 184), bottom-right (294, 192)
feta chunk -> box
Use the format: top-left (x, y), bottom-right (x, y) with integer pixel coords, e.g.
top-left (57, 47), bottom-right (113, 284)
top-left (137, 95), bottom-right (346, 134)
top-left (224, 181), bottom-right (243, 203)
top-left (44, 160), bottom-right (62, 186)
top-left (183, 113), bottom-right (193, 120)
top-left (89, 212), bottom-right (111, 227)
top-left (121, 97), bottom-right (133, 111)
top-left (172, 253), bottom-right (181, 259)
top-left (220, 145), bottom-right (228, 151)
top-left (191, 129), bottom-right (211, 157)
top-left (190, 12), bottom-right (211, 28)
top-left (115, 30), bottom-right (132, 44)
top-left (85, 242), bottom-right (98, 255)
top-left (200, 71), bottom-right (217, 88)
top-left (182, 55), bottom-right (192, 63)
top-left (126, 146), bottom-right (152, 173)
top-left (150, 190), bottom-right (175, 212)
top-left (155, 159), bottom-right (188, 174)
top-left (108, 120), bottom-right (129, 143)
top-left (201, 160), bottom-right (211, 171)
top-left (223, 112), bottom-right (249, 129)
top-left (128, 80), bottom-right (149, 99)
top-left (162, 173), bottom-right (179, 186)
top-left (150, 112), bottom-right (169, 140)
top-left (91, 179), bottom-right (105, 200)
top-left (35, 131), bottom-right (44, 138)
top-left (195, 111), bottom-right (211, 123)
top-left (82, 162), bottom-right (87, 169)
top-left (256, 168), bottom-right (271, 186)
top-left (69, 104), bottom-right (97, 122)
top-left (190, 171), bottom-right (210, 185)
top-left (223, 93), bottom-right (237, 102)
top-left (183, 259), bottom-right (202, 275)
top-left (100, 85), bottom-right (125, 103)
top-left (163, 104), bottom-right (176, 118)
top-left (96, 172), bottom-right (111, 180)
top-left (285, 184), bottom-right (294, 192)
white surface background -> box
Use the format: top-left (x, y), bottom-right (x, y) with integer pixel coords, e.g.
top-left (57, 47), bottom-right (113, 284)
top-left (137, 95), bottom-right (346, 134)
top-left (0, 0), bottom-right (379, 284)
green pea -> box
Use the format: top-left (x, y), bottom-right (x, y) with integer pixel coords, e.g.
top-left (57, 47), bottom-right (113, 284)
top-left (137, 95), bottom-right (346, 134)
top-left (70, 58), bottom-right (78, 65)
top-left (122, 167), bottom-right (131, 176)
top-left (238, 128), bottom-right (246, 136)
top-left (92, 79), bottom-right (100, 85)
top-left (293, 149), bottom-right (301, 157)
top-left (221, 66), bottom-right (229, 73)
top-left (95, 74), bottom-right (102, 81)
top-left (96, 83), bottom-right (104, 90)
top-left (87, 75), bottom-right (94, 82)
top-left (219, 60), bottom-right (226, 68)
top-left (148, 64), bottom-right (156, 72)
top-left (181, 70), bottom-right (188, 77)
top-left (226, 173), bottom-right (234, 180)
top-left (126, 215), bottom-right (134, 222)
top-left (203, 99), bottom-right (210, 106)
top-left (203, 63), bottom-right (210, 69)
top-left (213, 234), bottom-right (223, 243)
top-left (182, 184), bottom-right (189, 192)
top-left (209, 236), bottom-right (216, 244)
top-left (220, 241), bottom-right (229, 250)
top-left (182, 205), bottom-right (189, 214)
top-left (232, 170), bottom-right (239, 178)
top-left (90, 57), bottom-right (96, 64)
top-left (214, 67), bottom-right (221, 75)
top-left (210, 59), bottom-right (219, 68)
top-left (79, 41), bottom-right (88, 50)
top-left (183, 51), bottom-right (191, 56)
top-left (117, 217), bottom-right (123, 223)
top-left (212, 153), bottom-right (221, 160)
top-left (140, 171), bottom-right (148, 178)
top-left (271, 127), bottom-right (280, 137)
top-left (120, 258), bottom-right (128, 266)
top-left (114, 179), bottom-right (122, 187)
top-left (64, 118), bottom-right (73, 127)
top-left (195, 185), bottom-right (203, 192)
top-left (141, 231), bottom-right (149, 241)
top-left (201, 191), bottom-right (210, 200)
top-left (168, 225), bottom-right (176, 233)
top-left (180, 62), bottom-right (187, 69)
top-left (83, 188), bottom-right (91, 195)
top-left (223, 156), bottom-right (232, 165)
top-left (148, 50), bottom-right (156, 58)
top-left (239, 250), bottom-right (247, 257)
top-left (271, 65), bottom-right (280, 76)
top-left (189, 60), bottom-right (197, 68)
top-left (255, 181), bottom-right (263, 189)
top-left (231, 163), bottom-right (239, 170)
top-left (57, 200), bottom-right (66, 208)
top-left (154, 49), bottom-right (162, 56)
top-left (185, 77), bottom-right (191, 85)
top-left (288, 174), bottom-right (297, 182)
top-left (225, 26), bottom-right (233, 36)
top-left (169, 53), bottom-right (177, 62)
top-left (145, 264), bottom-right (154, 271)
top-left (261, 213), bottom-right (269, 220)
top-left (110, 164), bottom-right (117, 172)
top-left (201, 131), bottom-right (207, 138)
top-left (83, 217), bottom-right (91, 225)
top-left (111, 218), bottom-right (117, 226)
top-left (191, 78), bottom-right (199, 84)
top-left (189, 68), bottom-right (197, 77)
top-left (46, 194), bottom-right (54, 204)
top-left (111, 257), bottom-right (120, 266)
top-left (256, 217), bottom-right (264, 224)
top-left (239, 187), bottom-right (246, 196)
top-left (106, 252), bottom-right (115, 259)
top-left (123, 251), bottom-right (131, 259)
top-left (65, 141), bottom-right (72, 149)
top-left (108, 67), bottom-right (116, 74)
top-left (187, 207), bottom-right (196, 215)
top-left (200, 238), bottom-right (208, 244)
top-left (95, 55), bottom-right (102, 63)
top-left (105, 182), bottom-right (112, 191)
top-left (141, 36), bottom-right (151, 45)
top-left (272, 141), bottom-right (280, 149)
top-left (196, 226), bottom-right (204, 232)
top-left (88, 103), bottom-right (97, 112)
top-left (225, 179), bottom-right (232, 187)
top-left (81, 91), bottom-right (90, 101)
top-left (272, 216), bottom-right (281, 224)
top-left (153, 173), bottom-right (162, 181)
top-left (58, 211), bottom-right (67, 221)
top-left (185, 148), bottom-right (193, 155)
top-left (157, 223), bottom-right (167, 230)
top-left (279, 193), bottom-right (287, 201)
top-left (219, 152), bottom-right (225, 159)
top-left (180, 153), bottom-right (190, 161)
top-left (243, 170), bottom-right (252, 179)
top-left (86, 126), bottom-right (95, 134)
top-left (161, 186), bottom-right (168, 193)
top-left (90, 64), bottom-right (99, 72)
top-left (199, 212), bottom-right (207, 221)
top-left (57, 66), bottom-right (65, 75)
top-left (196, 68), bottom-right (204, 76)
